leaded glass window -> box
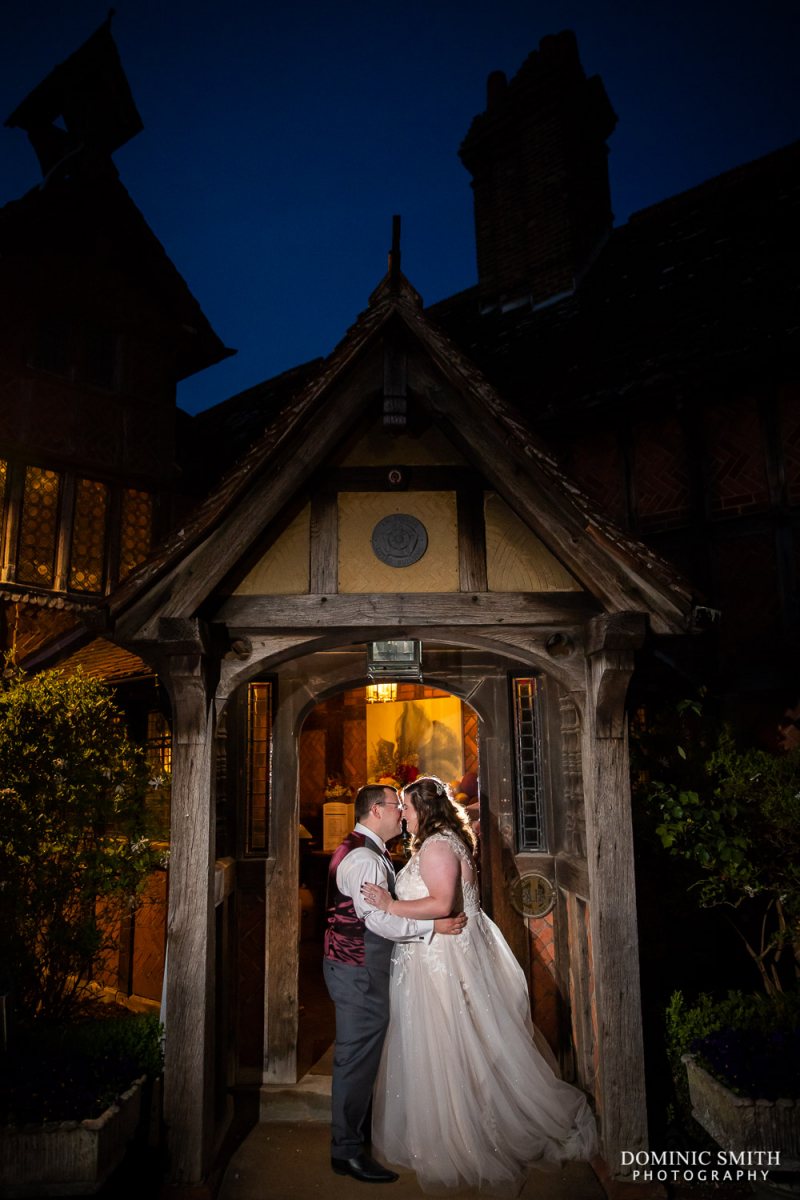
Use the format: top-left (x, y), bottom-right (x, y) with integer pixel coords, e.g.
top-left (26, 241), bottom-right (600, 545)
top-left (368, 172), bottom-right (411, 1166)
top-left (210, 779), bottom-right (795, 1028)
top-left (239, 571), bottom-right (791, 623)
top-left (119, 488), bottom-right (153, 580)
top-left (18, 466), bottom-right (60, 586)
top-left (247, 682), bottom-right (272, 855)
top-left (511, 676), bottom-right (546, 851)
top-left (146, 711), bottom-right (171, 837)
top-left (69, 478), bottom-right (108, 592)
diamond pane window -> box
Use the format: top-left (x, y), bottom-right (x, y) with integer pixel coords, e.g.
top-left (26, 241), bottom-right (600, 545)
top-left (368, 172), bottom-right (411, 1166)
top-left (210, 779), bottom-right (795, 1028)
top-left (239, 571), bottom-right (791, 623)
top-left (119, 488), bottom-right (153, 580)
top-left (247, 682), bottom-right (272, 854)
top-left (512, 677), bottom-right (546, 851)
top-left (69, 478), bottom-right (108, 592)
top-left (18, 466), bottom-right (60, 586)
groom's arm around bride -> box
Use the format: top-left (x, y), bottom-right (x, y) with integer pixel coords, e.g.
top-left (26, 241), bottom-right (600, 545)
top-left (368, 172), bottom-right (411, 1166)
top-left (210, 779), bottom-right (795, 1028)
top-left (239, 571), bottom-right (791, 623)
top-left (323, 783), bottom-right (466, 1184)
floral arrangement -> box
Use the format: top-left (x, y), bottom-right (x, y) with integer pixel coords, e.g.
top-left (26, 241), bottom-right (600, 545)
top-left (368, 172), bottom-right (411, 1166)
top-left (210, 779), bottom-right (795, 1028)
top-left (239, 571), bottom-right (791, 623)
top-left (324, 777), bottom-right (352, 800)
top-left (368, 742), bottom-right (419, 789)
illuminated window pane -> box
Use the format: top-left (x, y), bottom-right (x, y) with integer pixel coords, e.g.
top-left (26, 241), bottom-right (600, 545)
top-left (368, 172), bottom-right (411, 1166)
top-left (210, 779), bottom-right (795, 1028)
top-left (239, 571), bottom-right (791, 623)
top-left (146, 710), bottom-right (171, 838)
top-left (119, 489), bottom-right (153, 580)
top-left (512, 677), bottom-right (546, 851)
top-left (69, 478), bottom-right (108, 592)
top-left (18, 466), bottom-right (60, 586)
top-left (247, 682), bottom-right (272, 854)
top-left (0, 460), bottom-right (6, 508)
top-left (147, 710), bottom-right (172, 774)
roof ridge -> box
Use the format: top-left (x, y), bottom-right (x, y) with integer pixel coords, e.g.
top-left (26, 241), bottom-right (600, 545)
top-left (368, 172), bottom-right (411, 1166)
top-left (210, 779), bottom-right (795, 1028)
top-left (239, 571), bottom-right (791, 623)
top-left (628, 137), bottom-right (800, 225)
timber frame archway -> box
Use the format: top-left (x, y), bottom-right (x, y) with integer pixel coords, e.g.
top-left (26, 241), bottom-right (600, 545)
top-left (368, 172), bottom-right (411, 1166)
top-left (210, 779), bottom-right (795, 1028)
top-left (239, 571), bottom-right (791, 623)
top-left (73, 264), bottom-right (695, 1183)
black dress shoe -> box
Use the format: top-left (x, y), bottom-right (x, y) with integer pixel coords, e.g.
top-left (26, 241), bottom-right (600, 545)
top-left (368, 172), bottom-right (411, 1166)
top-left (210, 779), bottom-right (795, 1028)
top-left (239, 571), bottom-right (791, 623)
top-left (331, 1153), bottom-right (399, 1183)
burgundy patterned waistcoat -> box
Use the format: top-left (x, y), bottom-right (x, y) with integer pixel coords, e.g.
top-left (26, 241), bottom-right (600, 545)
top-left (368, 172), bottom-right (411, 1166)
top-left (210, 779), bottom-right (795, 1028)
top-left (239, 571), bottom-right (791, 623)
top-left (324, 831), bottom-right (395, 968)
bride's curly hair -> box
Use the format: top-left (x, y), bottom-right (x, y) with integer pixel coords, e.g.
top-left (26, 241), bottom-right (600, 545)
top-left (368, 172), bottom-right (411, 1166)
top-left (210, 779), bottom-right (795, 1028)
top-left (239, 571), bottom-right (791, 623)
top-left (402, 776), bottom-right (477, 859)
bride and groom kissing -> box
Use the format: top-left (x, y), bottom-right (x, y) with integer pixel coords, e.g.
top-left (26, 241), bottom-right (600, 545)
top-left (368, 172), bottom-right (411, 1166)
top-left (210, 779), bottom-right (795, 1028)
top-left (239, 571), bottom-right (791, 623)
top-left (323, 777), bottom-right (598, 1195)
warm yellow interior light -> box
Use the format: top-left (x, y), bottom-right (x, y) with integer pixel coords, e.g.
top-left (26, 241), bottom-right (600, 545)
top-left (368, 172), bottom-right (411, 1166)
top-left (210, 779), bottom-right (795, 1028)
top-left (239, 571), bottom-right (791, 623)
top-left (366, 683), bottom-right (398, 704)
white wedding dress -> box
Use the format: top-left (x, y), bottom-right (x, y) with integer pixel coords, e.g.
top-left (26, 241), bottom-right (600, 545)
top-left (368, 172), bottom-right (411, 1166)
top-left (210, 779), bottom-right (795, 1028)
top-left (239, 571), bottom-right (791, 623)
top-left (372, 830), bottom-right (598, 1196)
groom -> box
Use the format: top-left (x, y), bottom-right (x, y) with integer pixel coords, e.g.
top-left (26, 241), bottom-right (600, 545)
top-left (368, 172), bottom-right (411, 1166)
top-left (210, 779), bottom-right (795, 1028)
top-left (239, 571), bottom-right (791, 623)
top-left (323, 783), bottom-right (467, 1184)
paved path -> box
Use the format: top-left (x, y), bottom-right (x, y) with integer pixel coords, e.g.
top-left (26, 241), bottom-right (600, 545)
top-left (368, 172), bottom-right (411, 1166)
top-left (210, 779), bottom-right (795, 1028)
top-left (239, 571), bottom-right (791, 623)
top-left (218, 1122), bottom-right (607, 1200)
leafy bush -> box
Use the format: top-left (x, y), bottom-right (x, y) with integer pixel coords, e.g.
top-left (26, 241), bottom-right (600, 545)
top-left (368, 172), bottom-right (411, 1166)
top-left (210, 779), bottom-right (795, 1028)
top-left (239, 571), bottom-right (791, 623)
top-left (632, 696), bottom-right (800, 995)
top-left (666, 989), bottom-right (800, 1115)
top-left (0, 666), bottom-right (167, 1021)
top-left (0, 1013), bottom-right (163, 1125)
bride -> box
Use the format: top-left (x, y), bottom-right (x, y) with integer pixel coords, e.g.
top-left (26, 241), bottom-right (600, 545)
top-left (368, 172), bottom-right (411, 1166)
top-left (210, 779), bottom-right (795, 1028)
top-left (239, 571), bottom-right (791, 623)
top-left (360, 776), bottom-right (598, 1196)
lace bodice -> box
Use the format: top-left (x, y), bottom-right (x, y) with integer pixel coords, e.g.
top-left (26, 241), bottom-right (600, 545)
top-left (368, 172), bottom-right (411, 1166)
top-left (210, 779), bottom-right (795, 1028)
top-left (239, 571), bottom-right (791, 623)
top-left (396, 828), bottom-right (481, 916)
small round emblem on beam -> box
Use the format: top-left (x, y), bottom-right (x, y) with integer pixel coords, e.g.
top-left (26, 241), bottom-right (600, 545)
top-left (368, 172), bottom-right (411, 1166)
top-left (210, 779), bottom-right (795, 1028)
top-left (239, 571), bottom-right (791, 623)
top-left (372, 514), bottom-right (428, 568)
top-left (509, 873), bottom-right (556, 919)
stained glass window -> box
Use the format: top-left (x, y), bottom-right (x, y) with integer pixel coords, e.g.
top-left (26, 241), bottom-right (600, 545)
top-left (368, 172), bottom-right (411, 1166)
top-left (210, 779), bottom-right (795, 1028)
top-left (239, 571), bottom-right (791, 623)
top-left (18, 466), bottom-right (60, 587)
top-left (119, 489), bottom-right (153, 580)
top-left (511, 677), bottom-right (546, 852)
top-left (146, 710), bottom-right (171, 838)
top-left (69, 478), bottom-right (108, 592)
top-left (247, 682), bottom-right (272, 854)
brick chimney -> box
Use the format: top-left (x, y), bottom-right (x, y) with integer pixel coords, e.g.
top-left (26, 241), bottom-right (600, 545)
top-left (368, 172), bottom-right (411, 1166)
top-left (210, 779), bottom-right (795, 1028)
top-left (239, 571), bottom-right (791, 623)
top-left (459, 31), bottom-right (617, 310)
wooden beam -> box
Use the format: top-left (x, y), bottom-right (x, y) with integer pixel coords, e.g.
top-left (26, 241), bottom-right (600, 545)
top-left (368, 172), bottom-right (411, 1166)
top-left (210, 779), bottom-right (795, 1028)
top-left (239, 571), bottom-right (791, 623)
top-left (160, 649), bottom-right (217, 1184)
top-left (554, 854), bottom-right (590, 901)
top-left (309, 491), bottom-right (338, 593)
top-left (214, 591), bottom-right (595, 629)
top-left (581, 658), bottom-right (648, 1171)
top-left (457, 485), bottom-right (488, 592)
top-left (264, 683), bottom-right (301, 1085)
top-left (114, 345), bottom-right (384, 641)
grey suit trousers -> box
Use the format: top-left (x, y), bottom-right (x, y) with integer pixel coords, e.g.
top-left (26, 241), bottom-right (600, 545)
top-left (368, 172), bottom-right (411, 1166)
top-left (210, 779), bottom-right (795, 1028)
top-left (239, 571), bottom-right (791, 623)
top-left (323, 953), bottom-right (391, 1158)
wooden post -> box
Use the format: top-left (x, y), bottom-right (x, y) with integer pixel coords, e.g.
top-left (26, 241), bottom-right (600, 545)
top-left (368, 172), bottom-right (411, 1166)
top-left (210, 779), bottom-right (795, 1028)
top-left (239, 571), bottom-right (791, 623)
top-left (264, 682), bottom-right (301, 1084)
top-left (160, 625), bottom-right (217, 1186)
top-left (582, 613), bottom-right (648, 1173)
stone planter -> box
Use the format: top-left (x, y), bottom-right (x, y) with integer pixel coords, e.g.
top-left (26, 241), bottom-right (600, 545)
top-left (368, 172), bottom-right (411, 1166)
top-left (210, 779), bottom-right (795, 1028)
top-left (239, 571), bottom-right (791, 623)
top-left (683, 1054), bottom-right (800, 1171)
top-left (0, 1075), bottom-right (145, 1197)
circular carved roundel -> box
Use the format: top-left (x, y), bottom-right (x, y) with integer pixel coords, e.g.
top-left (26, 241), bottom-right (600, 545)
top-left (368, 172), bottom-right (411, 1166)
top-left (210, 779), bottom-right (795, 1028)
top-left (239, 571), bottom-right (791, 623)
top-left (508, 873), bottom-right (556, 919)
top-left (371, 514), bottom-right (428, 568)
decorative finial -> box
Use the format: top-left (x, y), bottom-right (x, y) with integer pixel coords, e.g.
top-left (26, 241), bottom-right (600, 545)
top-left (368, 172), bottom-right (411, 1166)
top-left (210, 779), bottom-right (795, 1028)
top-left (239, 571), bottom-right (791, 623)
top-left (388, 215), bottom-right (401, 289)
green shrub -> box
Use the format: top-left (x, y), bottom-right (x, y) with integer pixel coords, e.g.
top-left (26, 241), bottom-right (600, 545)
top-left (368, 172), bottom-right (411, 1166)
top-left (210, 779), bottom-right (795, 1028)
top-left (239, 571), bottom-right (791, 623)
top-left (0, 666), bottom-right (166, 1021)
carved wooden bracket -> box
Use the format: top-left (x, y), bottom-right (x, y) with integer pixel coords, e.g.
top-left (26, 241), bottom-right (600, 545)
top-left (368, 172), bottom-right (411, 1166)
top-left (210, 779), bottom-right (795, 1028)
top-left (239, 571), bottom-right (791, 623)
top-left (586, 613), bottom-right (646, 739)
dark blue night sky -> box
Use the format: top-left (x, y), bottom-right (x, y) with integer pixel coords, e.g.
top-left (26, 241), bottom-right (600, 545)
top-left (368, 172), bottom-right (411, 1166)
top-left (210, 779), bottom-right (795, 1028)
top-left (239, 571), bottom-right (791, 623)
top-left (3, 1), bottom-right (799, 415)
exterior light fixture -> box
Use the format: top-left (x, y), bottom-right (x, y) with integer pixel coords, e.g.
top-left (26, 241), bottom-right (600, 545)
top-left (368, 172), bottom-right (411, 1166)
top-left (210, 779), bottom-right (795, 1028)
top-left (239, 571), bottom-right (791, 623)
top-left (367, 640), bottom-right (422, 682)
top-left (366, 682), bottom-right (398, 704)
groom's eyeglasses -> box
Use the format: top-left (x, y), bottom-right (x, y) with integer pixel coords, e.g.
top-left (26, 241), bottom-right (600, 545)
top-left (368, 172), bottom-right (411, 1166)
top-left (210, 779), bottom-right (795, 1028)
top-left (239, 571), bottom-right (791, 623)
top-left (373, 801), bottom-right (403, 811)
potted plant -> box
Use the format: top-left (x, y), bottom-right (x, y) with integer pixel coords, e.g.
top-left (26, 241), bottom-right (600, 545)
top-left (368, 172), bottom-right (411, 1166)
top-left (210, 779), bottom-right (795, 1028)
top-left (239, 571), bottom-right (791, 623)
top-left (667, 990), bottom-right (800, 1174)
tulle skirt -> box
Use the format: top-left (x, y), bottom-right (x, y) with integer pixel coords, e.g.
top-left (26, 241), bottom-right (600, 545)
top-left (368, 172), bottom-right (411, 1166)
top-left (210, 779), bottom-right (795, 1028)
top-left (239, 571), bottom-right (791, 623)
top-left (372, 909), bottom-right (597, 1196)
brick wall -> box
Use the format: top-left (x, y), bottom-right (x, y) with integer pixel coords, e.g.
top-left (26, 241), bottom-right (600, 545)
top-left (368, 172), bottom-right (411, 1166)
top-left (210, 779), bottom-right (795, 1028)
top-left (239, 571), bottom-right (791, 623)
top-left (634, 417), bottom-right (692, 532)
top-left (569, 430), bottom-right (627, 525)
top-left (527, 912), bottom-right (559, 1054)
top-left (705, 398), bottom-right (770, 517)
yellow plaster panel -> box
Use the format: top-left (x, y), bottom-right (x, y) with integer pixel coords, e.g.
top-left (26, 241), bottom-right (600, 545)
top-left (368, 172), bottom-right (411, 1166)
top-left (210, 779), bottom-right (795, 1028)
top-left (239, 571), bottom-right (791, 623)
top-left (234, 505), bottom-right (310, 595)
top-left (338, 492), bottom-right (459, 593)
top-left (342, 420), bottom-right (465, 466)
top-left (484, 492), bottom-right (581, 592)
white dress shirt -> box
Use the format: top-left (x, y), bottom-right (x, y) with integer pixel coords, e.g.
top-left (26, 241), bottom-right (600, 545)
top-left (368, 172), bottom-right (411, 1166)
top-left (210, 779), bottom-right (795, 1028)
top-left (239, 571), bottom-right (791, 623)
top-left (336, 822), bottom-right (433, 944)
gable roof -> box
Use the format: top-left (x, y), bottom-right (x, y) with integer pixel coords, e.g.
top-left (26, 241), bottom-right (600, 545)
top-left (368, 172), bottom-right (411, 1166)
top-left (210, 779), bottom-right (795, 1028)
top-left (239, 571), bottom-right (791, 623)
top-left (428, 138), bottom-right (800, 423)
top-left (0, 167), bottom-right (235, 382)
top-left (103, 268), bottom-right (694, 641)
